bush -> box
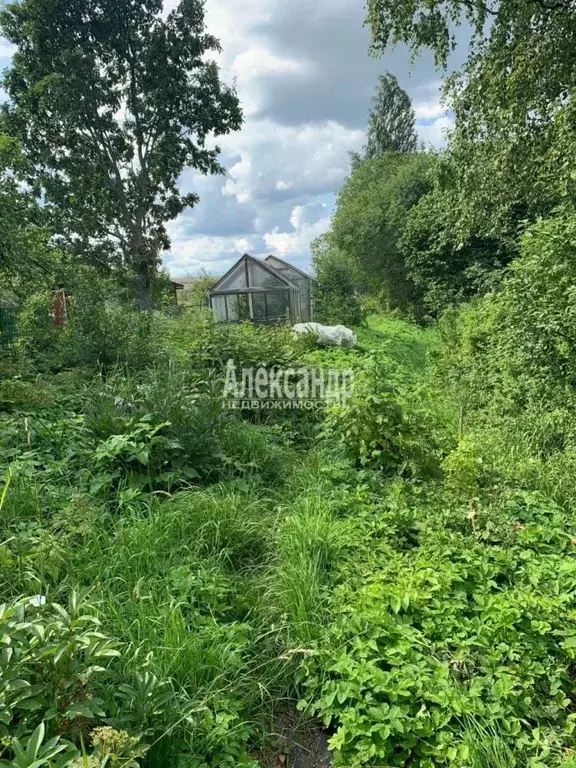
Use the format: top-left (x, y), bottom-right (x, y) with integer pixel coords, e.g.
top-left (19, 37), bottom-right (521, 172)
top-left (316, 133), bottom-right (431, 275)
top-left (82, 363), bottom-right (226, 492)
top-left (311, 237), bottom-right (363, 327)
top-left (322, 354), bottom-right (448, 477)
top-left (493, 211), bottom-right (576, 403)
top-left (0, 377), bottom-right (57, 411)
top-left (19, 268), bottom-right (158, 371)
top-left (431, 210), bottom-right (576, 432)
top-left (187, 315), bottom-right (296, 370)
top-left (0, 591), bottom-right (133, 761)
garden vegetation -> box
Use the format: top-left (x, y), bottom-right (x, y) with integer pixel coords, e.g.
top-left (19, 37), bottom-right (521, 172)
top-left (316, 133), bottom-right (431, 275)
top-left (2, 0), bottom-right (576, 766)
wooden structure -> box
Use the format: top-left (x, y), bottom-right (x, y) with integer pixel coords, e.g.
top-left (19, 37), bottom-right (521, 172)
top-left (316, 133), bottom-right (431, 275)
top-left (171, 281), bottom-right (185, 304)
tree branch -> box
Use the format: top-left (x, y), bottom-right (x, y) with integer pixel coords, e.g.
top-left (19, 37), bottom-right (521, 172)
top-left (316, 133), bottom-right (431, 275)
top-left (459, 0), bottom-right (498, 17)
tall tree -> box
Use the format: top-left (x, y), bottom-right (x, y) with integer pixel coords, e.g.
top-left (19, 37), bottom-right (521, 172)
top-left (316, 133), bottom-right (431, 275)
top-left (364, 73), bottom-right (418, 158)
top-left (331, 152), bottom-right (435, 315)
top-left (0, 0), bottom-right (242, 307)
top-left (0, 135), bottom-right (57, 296)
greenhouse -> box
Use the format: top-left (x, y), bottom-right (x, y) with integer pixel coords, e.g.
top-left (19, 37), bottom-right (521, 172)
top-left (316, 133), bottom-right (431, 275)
top-left (209, 253), bottom-right (314, 324)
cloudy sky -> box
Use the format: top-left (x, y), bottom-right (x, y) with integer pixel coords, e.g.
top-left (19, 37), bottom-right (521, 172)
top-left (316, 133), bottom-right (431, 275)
top-left (0, 0), bottom-right (468, 278)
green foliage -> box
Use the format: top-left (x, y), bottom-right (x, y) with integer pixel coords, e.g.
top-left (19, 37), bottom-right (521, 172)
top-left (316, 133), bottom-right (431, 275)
top-left (0, 591), bottom-right (125, 762)
top-left (366, 0), bottom-right (496, 67)
top-left (330, 152), bottom-right (435, 315)
top-left (364, 1), bottom-right (576, 315)
top-left (219, 422), bottom-right (293, 485)
top-left (311, 237), bottom-right (363, 327)
top-left (8, 275), bottom-right (576, 768)
top-left (0, 135), bottom-right (58, 297)
top-left (0, 0), bottom-right (242, 304)
top-left (83, 363), bottom-right (225, 491)
top-left (19, 270), bottom-right (158, 371)
top-left (181, 272), bottom-right (217, 310)
top-left (401, 175), bottom-right (514, 314)
top-left (492, 211), bottom-right (576, 400)
top-left (299, 488), bottom-right (576, 767)
top-left (267, 494), bottom-right (350, 646)
top-left (432, 210), bottom-right (576, 411)
top-left (323, 353), bottom-right (447, 477)
top-left (441, 435), bottom-right (486, 502)
top-left (185, 314), bottom-right (296, 370)
top-left (0, 378), bottom-right (57, 412)
top-left (359, 72), bottom-right (418, 161)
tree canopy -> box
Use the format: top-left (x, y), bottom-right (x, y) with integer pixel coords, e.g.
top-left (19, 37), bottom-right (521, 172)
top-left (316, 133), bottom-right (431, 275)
top-left (331, 152), bottom-right (435, 315)
top-left (0, 135), bottom-right (56, 296)
top-left (366, 0), bottom-right (576, 238)
top-left (0, 0), bottom-right (243, 306)
top-left (364, 73), bottom-right (418, 158)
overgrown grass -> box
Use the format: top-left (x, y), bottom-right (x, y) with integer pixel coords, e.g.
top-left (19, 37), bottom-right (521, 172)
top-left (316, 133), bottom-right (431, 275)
top-left (5, 307), bottom-right (576, 767)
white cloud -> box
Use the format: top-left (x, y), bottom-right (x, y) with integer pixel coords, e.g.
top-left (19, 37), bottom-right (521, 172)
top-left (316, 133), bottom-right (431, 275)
top-left (0, 39), bottom-right (16, 59)
top-left (231, 47), bottom-right (311, 79)
top-left (220, 119), bottom-right (362, 206)
top-left (264, 214), bottom-right (331, 258)
top-left (290, 200), bottom-right (328, 229)
top-left (417, 116), bottom-right (454, 148)
top-left (414, 102), bottom-right (446, 120)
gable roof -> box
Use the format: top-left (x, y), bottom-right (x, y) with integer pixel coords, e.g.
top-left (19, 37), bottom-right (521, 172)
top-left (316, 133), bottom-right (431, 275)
top-left (210, 253), bottom-right (296, 295)
top-left (265, 254), bottom-right (314, 282)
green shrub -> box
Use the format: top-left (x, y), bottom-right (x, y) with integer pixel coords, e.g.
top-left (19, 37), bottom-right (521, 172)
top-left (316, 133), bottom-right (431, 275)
top-left (436, 211), bottom-right (576, 414)
top-left (0, 591), bottom-right (125, 755)
top-left (82, 363), bottom-right (226, 492)
top-left (298, 489), bottom-right (576, 767)
top-left (323, 354), bottom-right (448, 477)
top-left (441, 435), bottom-right (488, 502)
top-left (493, 210), bottom-right (576, 403)
top-left (0, 378), bottom-right (57, 411)
top-left (19, 269), bottom-right (159, 371)
top-left (187, 315), bottom-right (296, 370)
top-left (311, 237), bottom-right (363, 327)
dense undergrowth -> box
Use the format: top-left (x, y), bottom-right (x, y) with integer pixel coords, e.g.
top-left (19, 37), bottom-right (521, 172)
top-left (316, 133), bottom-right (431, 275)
top-left (3, 307), bottom-right (576, 767)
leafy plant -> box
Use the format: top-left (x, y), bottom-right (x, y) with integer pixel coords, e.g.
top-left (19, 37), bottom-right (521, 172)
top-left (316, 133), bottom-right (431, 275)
top-left (0, 723), bottom-right (76, 768)
top-left (0, 592), bottom-right (121, 755)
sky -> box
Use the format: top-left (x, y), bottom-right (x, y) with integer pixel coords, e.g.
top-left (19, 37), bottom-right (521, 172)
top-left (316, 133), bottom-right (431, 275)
top-left (0, 0), bottom-right (468, 279)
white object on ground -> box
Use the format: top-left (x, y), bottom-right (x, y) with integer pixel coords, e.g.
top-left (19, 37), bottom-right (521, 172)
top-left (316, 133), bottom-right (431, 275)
top-left (29, 595), bottom-right (47, 607)
top-left (293, 322), bottom-right (357, 348)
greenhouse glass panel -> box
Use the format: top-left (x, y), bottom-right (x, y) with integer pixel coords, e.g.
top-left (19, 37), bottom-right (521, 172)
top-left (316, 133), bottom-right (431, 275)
top-left (265, 291), bottom-right (290, 321)
top-left (251, 293), bottom-right (267, 322)
top-left (248, 261), bottom-right (286, 289)
top-left (226, 294), bottom-right (239, 322)
top-left (215, 263), bottom-right (247, 292)
top-left (211, 295), bottom-right (227, 321)
top-left (238, 293), bottom-right (251, 321)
